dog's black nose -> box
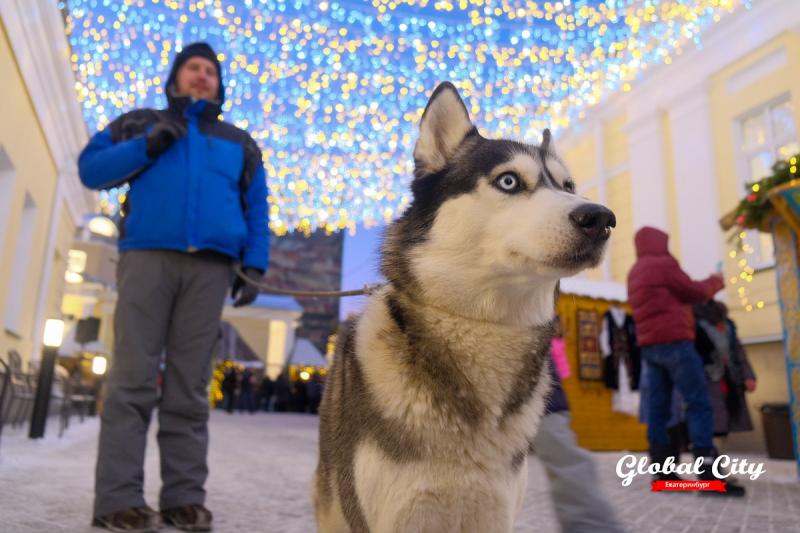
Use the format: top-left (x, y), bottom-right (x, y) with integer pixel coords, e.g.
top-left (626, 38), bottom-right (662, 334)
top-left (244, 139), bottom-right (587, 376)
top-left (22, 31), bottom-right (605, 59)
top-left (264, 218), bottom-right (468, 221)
top-left (569, 204), bottom-right (616, 242)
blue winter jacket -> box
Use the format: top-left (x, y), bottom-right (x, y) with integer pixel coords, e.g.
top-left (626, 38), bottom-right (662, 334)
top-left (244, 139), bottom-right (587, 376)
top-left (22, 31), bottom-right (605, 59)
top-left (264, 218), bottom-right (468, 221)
top-left (78, 96), bottom-right (269, 272)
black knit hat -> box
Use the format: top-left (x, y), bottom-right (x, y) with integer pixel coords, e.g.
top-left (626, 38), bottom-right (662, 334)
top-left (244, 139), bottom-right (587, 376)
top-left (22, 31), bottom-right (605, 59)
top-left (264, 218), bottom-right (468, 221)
top-left (165, 42), bottom-right (224, 104)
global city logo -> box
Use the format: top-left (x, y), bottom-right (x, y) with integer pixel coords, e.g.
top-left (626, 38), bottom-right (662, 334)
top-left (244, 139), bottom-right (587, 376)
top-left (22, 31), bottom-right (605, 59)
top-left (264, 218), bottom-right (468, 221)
top-left (616, 455), bottom-right (767, 492)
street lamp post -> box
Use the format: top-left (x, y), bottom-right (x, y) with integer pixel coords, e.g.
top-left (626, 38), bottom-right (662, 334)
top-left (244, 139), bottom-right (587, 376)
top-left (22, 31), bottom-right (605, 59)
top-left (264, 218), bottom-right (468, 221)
top-left (29, 319), bottom-right (64, 439)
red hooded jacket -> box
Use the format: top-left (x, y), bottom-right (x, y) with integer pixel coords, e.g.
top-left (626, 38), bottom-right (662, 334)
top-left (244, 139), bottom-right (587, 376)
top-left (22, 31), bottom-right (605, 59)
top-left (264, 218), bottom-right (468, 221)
top-left (627, 227), bottom-right (724, 347)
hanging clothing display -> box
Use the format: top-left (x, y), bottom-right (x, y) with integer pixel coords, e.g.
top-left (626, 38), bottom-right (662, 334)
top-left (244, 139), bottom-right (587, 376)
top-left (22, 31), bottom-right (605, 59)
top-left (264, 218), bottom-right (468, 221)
top-left (576, 308), bottom-right (603, 380)
top-left (550, 335), bottom-right (571, 380)
top-left (599, 307), bottom-right (641, 416)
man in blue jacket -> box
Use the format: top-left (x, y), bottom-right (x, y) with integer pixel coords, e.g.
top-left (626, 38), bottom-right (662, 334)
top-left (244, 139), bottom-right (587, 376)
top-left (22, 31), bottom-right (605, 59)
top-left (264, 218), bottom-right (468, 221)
top-left (80, 42), bottom-right (269, 532)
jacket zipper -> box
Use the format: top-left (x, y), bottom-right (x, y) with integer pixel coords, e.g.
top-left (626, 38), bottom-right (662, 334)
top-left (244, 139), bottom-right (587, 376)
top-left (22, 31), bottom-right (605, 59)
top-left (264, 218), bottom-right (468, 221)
top-left (186, 109), bottom-right (197, 252)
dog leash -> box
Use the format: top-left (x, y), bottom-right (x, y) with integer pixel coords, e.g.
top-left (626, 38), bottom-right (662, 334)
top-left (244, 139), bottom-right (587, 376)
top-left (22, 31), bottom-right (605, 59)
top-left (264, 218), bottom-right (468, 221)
top-left (234, 264), bottom-right (385, 298)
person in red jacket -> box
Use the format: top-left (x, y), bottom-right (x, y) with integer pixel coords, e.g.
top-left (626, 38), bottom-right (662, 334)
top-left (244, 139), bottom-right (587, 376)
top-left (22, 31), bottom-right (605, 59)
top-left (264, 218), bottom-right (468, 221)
top-left (627, 227), bottom-right (743, 497)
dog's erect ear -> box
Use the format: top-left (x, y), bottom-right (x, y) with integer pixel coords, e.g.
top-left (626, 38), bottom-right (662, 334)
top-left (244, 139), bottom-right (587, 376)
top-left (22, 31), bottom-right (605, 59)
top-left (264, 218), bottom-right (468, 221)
top-left (540, 128), bottom-right (558, 155)
top-left (413, 82), bottom-right (474, 175)
top-left (541, 129), bottom-right (551, 151)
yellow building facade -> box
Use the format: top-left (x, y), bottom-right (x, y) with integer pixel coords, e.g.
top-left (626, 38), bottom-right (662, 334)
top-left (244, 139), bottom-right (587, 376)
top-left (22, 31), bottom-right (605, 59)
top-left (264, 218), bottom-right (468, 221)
top-left (0, 2), bottom-right (92, 368)
top-left (559, 0), bottom-right (800, 452)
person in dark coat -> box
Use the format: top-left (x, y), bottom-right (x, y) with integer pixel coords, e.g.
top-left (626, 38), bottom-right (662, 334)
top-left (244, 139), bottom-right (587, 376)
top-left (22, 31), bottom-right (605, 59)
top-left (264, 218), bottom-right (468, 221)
top-left (293, 379), bottom-right (309, 413)
top-left (694, 300), bottom-right (756, 441)
top-left (273, 372), bottom-right (291, 412)
top-left (306, 374), bottom-right (323, 414)
top-left (237, 368), bottom-right (256, 413)
top-left (258, 375), bottom-right (275, 412)
top-left (221, 366), bottom-right (238, 414)
top-left (627, 227), bottom-right (743, 496)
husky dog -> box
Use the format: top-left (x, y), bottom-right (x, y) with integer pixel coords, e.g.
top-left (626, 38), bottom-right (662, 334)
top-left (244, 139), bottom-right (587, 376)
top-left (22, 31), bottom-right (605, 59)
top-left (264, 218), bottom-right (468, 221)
top-left (314, 82), bottom-right (615, 533)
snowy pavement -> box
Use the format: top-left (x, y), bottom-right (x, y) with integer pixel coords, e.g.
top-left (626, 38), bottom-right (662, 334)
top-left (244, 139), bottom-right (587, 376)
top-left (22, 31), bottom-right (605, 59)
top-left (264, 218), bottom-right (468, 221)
top-left (0, 411), bottom-right (798, 532)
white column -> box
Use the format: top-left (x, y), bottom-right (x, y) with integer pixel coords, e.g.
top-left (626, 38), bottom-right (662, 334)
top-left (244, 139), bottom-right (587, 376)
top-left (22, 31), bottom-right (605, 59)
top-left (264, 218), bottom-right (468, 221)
top-left (283, 320), bottom-right (297, 376)
top-left (594, 125), bottom-right (611, 281)
top-left (668, 88), bottom-right (723, 279)
top-left (30, 179), bottom-right (64, 365)
top-left (626, 110), bottom-right (670, 232)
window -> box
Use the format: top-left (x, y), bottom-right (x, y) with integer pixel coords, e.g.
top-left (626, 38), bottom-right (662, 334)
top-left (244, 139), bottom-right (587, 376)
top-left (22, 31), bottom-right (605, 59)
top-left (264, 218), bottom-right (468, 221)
top-left (4, 192), bottom-right (38, 335)
top-left (0, 146), bottom-right (14, 253)
top-left (737, 98), bottom-right (799, 269)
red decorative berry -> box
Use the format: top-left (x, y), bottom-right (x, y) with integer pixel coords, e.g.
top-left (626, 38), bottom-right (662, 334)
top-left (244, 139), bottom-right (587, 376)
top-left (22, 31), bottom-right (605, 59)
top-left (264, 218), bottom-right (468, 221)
top-left (736, 215), bottom-right (746, 226)
top-left (747, 193), bottom-right (758, 202)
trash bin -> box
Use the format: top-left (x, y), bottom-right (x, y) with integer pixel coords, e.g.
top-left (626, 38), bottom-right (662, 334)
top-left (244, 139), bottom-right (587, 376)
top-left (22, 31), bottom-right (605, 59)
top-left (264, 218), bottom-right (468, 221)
top-left (760, 403), bottom-right (796, 460)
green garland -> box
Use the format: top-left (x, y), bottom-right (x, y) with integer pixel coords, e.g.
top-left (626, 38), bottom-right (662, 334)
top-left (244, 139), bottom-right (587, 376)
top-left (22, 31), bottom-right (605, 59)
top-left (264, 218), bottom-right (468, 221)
top-left (730, 152), bottom-right (800, 236)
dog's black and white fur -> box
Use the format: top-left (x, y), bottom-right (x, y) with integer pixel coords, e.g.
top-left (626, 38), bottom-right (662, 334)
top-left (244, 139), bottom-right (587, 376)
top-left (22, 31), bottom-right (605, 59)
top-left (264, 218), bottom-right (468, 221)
top-left (313, 82), bottom-right (615, 533)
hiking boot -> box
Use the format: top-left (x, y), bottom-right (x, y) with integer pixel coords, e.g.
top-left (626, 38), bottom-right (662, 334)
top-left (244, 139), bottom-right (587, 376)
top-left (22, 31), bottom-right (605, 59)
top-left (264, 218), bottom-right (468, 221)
top-left (92, 505), bottom-right (163, 532)
top-left (649, 444), bottom-right (684, 483)
top-left (161, 504), bottom-right (213, 532)
top-left (695, 451), bottom-right (746, 498)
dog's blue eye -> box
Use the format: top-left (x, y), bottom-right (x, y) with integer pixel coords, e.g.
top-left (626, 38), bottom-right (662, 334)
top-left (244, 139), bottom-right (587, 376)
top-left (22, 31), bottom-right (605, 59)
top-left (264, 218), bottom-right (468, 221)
top-left (496, 173), bottom-right (520, 192)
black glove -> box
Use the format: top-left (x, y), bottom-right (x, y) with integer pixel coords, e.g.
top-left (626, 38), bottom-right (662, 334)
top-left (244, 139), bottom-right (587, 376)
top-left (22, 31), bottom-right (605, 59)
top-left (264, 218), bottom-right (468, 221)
top-left (232, 267), bottom-right (262, 308)
top-left (146, 119), bottom-right (187, 158)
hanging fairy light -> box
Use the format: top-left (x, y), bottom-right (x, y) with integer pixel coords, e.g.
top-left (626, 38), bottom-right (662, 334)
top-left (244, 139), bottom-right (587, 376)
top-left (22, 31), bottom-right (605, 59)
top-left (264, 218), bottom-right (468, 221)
top-left (726, 153), bottom-right (800, 312)
top-left (62, 0), bottom-right (751, 234)
top-left (728, 229), bottom-right (765, 313)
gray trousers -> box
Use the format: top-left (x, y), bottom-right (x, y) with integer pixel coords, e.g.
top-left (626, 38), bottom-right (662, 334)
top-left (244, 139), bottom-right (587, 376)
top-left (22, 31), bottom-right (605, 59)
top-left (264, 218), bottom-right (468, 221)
top-left (94, 250), bottom-right (231, 516)
top-left (533, 412), bottom-right (626, 533)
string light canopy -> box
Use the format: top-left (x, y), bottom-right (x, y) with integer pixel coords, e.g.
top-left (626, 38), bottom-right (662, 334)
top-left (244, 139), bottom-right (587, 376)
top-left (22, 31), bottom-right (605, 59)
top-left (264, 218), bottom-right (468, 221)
top-left (64, 0), bottom-right (750, 235)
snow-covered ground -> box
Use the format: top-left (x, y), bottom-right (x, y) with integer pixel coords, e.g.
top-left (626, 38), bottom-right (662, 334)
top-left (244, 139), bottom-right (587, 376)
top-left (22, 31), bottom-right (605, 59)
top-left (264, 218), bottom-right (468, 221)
top-left (0, 411), bottom-right (797, 532)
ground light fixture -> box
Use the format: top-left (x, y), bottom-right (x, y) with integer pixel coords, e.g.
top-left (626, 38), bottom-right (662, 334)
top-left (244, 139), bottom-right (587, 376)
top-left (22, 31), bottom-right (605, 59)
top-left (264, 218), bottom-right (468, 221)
top-left (92, 355), bottom-right (108, 376)
top-left (30, 319), bottom-right (65, 438)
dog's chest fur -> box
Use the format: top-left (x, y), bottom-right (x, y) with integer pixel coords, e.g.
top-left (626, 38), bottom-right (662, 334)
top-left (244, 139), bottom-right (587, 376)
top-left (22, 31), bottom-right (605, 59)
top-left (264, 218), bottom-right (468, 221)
top-left (315, 286), bottom-right (554, 532)
top-left (361, 288), bottom-right (553, 452)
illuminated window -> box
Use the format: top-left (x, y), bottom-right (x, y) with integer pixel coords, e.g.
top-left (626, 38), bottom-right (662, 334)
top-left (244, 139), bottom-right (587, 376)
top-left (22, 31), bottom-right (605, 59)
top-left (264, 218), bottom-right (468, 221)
top-left (0, 146), bottom-right (14, 256)
top-left (737, 97), bottom-right (799, 269)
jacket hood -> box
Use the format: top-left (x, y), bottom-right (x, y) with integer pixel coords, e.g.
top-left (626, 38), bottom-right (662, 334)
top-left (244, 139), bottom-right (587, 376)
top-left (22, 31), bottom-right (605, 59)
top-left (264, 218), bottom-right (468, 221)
top-left (634, 226), bottom-right (670, 258)
top-left (165, 42), bottom-right (224, 107)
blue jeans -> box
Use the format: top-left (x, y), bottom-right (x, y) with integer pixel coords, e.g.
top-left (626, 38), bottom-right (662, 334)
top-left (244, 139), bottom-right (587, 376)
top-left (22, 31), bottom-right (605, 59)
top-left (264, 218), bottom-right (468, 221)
top-left (642, 341), bottom-right (713, 452)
